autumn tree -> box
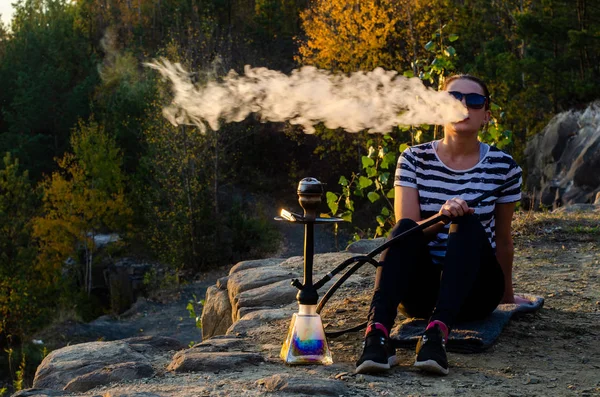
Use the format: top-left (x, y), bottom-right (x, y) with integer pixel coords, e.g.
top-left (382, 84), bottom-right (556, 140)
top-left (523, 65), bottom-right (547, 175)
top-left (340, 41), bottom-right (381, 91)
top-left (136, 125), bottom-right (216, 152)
top-left (297, 0), bottom-right (402, 73)
top-left (33, 120), bottom-right (131, 296)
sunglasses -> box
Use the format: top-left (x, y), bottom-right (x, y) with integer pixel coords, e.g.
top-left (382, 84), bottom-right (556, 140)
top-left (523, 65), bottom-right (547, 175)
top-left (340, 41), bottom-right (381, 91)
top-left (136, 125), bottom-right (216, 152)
top-left (448, 91), bottom-right (488, 110)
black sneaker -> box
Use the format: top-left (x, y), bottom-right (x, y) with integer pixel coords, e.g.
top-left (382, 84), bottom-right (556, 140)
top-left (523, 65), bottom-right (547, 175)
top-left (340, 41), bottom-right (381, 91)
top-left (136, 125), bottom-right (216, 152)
top-left (414, 324), bottom-right (449, 375)
top-left (355, 330), bottom-right (398, 374)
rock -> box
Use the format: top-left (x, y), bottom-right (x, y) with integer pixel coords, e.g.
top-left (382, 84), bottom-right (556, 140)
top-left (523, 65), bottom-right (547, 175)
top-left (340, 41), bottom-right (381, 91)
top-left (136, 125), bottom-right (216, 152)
top-left (226, 307), bottom-right (296, 336)
top-left (227, 266), bottom-right (295, 307)
top-left (201, 285), bottom-right (233, 340)
top-left (63, 362), bottom-right (154, 393)
top-left (229, 258), bottom-right (286, 275)
top-left (553, 204), bottom-right (600, 213)
top-left (191, 335), bottom-right (248, 352)
top-left (525, 103), bottom-right (600, 208)
top-left (122, 336), bottom-right (186, 352)
top-left (232, 279), bottom-right (297, 321)
top-left (11, 389), bottom-right (68, 397)
top-left (167, 351), bottom-right (264, 372)
top-left (346, 237), bottom-right (386, 254)
top-left (32, 337), bottom-right (172, 391)
top-left (33, 341), bottom-right (147, 390)
top-left (595, 191), bottom-right (600, 204)
top-left (256, 374), bottom-right (348, 396)
top-left (216, 276), bottom-right (229, 290)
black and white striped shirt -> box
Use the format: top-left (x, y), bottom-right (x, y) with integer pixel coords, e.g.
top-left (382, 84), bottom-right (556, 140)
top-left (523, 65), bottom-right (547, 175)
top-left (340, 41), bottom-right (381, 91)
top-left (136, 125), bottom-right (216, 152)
top-left (395, 141), bottom-right (522, 264)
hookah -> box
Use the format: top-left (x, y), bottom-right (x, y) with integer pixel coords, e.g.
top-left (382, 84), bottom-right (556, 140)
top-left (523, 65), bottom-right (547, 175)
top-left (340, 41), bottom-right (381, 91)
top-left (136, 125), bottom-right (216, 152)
top-left (278, 176), bottom-right (520, 365)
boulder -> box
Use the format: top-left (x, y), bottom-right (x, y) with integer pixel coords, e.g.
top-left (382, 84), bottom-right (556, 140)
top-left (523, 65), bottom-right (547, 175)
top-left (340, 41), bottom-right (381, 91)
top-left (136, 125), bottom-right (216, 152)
top-left (63, 362), bottom-right (154, 393)
top-left (167, 351), bottom-right (264, 372)
top-left (229, 258), bottom-right (286, 275)
top-left (525, 103), bottom-right (600, 208)
top-left (200, 285), bottom-right (232, 340)
top-left (32, 336), bottom-right (175, 391)
top-left (227, 266), bottom-right (295, 307)
top-left (255, 374), bottom-right (348, 396)
top-left (232, 279), bottom-right (297, 321)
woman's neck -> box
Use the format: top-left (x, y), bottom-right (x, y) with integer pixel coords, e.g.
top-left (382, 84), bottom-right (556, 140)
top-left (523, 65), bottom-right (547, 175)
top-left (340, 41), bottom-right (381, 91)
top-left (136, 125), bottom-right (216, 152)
top-left (435, 133), bottom-right (481, 170)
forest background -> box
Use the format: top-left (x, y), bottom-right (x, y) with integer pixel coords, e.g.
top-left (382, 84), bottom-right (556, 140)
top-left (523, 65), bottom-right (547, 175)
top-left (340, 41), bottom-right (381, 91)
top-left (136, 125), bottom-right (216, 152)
top-left (0, 0), bottom-right (599, 392)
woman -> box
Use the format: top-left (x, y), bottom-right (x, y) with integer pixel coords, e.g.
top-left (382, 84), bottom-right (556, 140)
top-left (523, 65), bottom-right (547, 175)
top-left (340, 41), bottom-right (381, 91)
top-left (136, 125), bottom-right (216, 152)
top-left (355, 74), bottom-right (525, 376)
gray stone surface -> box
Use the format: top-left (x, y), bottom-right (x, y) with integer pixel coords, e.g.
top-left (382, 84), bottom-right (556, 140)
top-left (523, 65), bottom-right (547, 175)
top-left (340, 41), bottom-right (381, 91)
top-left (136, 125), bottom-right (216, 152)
top-left (255, 374), bottom-right (349, 396)
top-left (227, 266), bottom-right (295, 307)
top-left (346, 237), bottom-right (386, 254)
top-left (200, 285), bottom-right (232, 340)
top-left (525, 103), bottom-right (600, 208)
top-left (33, 341), bottom-right (147, 390)
top-left (11, 389), bottom-right (68, 397)
top-left (63, 362), bottom-right (154, 393)
top-left (228, 258), bottom-right (286, 275)
top-left (232, 279), bottom-right (297, 321)
top-left (167, 351), bottom-right (265, 372)
top-left (226, 307), bottom-right (295, 336)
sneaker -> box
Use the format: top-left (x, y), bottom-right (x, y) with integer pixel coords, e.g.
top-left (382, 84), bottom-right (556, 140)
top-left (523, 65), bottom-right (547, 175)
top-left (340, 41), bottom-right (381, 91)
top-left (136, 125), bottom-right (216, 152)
top-left (355, 330), bottom-right (398, 374)
top-left (414, 324), bottom-right (449, 375)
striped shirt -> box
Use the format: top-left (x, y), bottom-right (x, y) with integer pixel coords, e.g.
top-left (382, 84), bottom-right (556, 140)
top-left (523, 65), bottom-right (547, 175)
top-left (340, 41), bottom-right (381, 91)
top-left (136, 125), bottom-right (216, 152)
top-left (394, 141), bottom-right (522, 264)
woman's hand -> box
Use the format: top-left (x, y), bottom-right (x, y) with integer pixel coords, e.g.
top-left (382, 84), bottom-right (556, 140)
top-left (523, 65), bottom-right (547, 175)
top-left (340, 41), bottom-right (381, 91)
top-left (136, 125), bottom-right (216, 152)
top-left (438, 197), bottom-right (475, 222)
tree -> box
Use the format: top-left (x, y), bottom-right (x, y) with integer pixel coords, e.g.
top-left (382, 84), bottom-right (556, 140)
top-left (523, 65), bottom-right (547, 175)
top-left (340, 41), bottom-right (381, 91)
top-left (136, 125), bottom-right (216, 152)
top-left (0, 153), bottom-right (42, 345)
top-left (33, 120), bottom-right (131, 296)
top-left (0, 0), bottom-right (98, 179)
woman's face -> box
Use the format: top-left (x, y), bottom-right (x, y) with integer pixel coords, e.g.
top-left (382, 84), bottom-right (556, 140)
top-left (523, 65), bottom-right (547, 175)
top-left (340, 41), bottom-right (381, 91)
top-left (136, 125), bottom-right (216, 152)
top-left (445, 78), bottom-right (490, 135)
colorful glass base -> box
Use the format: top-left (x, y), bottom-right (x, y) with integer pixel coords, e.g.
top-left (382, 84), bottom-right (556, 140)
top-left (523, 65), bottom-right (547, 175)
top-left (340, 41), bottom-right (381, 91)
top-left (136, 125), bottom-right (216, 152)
top-left (280, 304), bottom-right (332, 365)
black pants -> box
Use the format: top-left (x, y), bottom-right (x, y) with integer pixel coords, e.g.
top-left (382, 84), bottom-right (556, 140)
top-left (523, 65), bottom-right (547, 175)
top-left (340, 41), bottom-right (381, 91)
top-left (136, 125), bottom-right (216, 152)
top-left (367, 214), bottom-right (505, 332)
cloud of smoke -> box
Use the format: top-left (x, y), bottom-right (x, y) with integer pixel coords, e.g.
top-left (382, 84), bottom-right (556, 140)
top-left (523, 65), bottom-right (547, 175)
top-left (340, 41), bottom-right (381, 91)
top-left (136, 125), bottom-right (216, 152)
top-left (146, 59), bottom-right (468, 134)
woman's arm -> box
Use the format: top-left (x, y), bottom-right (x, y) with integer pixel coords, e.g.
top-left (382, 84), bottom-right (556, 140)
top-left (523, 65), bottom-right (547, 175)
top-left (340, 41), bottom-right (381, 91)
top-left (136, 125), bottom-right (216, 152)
top-left (394, 185), bottom-right (448, 239)
top-left (495, 202), bottom-right (520, 303)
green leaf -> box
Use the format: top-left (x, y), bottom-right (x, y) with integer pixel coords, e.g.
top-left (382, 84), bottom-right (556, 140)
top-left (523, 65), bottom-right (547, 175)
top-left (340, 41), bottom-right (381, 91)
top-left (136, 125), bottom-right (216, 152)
top-left (381, 207), bottom-right (390, 216)
top-left (424, 41), bottom-right (436, 52)
top-left (366, 167), bottom-right (377, 178)
top-left (367, 191), bottom-right (380, 203)
top-left (376, 215), bottom-right (386, 226)
top-left (403, 70), bottom-right (414, 78)
top-left (341, 211), bottom-right (353, 222)
top-left (444, 46), bottom-right (456, 57)
top-left (399, 143), bottom-right (409, 153)
top-left (326, 192), bottom-right (338, 214)
top-left (362, 156), bottom-right (375, 169)
top-left (378, 172), bottom-right (390, 185)
top-left (386, 189), bottom-right (395, 198)
top-left (339, 175), bottom-right (349, 186)
top-left (359, 176), bottom-right (373, 189)
top-left (449, 34), bottom-right (459, 42)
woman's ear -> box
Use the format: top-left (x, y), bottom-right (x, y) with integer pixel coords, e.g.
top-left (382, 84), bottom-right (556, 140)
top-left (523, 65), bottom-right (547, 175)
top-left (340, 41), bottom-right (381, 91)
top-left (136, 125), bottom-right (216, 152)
top-left (482, 110), bottom-right (491, 126)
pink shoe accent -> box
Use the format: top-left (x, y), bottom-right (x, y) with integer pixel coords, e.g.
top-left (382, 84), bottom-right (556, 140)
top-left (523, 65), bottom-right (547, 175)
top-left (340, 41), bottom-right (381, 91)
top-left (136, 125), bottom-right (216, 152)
top-left (427, 320), bottom-right (449, 342)
top-left (365, 322), bottom-right (389, 338)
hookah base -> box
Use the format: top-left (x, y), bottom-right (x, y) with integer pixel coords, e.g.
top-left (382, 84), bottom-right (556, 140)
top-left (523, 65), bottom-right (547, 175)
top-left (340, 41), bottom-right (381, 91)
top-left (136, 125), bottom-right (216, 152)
top-left (280, 309), bottom-right (332, 365)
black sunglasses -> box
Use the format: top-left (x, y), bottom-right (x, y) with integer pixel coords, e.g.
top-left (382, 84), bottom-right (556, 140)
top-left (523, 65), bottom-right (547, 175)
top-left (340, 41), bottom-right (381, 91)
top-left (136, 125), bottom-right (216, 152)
top-left (448, 91), bottom-right (488, 110)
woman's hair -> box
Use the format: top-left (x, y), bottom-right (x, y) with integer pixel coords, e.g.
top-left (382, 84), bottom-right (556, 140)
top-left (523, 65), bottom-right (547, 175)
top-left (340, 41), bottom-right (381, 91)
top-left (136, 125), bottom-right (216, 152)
top-left (442, 74), bottom-right (490, 110)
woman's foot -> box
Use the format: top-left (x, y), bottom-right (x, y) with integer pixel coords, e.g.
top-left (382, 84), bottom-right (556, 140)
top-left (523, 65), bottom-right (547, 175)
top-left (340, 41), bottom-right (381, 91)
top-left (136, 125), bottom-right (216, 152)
top-left (355, 329), bottom-right (398, 374)
top-left (414, 323), bottom-right (449, 375)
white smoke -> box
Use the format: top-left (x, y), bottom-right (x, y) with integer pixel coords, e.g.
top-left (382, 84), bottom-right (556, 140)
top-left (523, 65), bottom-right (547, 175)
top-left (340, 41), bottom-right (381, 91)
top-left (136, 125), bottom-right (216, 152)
top-left (146, 59), bottom-right (468, 134)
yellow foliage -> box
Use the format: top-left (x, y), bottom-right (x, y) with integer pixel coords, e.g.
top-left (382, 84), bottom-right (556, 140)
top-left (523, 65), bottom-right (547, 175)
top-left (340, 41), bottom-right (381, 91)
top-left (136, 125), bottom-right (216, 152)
top-left (297, 0), bottom-right (401, 72)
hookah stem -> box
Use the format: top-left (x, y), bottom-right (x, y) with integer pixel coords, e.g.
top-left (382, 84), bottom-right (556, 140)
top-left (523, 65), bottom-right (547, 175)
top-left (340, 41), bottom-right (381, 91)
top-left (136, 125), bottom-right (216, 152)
top-left (316, 175), bottom-right (520, 334)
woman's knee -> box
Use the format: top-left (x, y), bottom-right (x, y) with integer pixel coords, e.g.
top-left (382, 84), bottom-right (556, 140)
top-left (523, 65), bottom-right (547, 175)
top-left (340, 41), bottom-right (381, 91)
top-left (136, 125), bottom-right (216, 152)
top-left (448, 213), bottom-right (484, 234)
top-left (390, 218), bottom-right (419, 237)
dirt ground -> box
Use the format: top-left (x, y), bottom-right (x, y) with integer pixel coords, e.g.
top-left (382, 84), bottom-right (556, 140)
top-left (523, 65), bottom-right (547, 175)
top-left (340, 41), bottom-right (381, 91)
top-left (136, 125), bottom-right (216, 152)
top-left (259, 209), bottom-right (600, 397)
top-left (13, 209), bottom-right (600, 397)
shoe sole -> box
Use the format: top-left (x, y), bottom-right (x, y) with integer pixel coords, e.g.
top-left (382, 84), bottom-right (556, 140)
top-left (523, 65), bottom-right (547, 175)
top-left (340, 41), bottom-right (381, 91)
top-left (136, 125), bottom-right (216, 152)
top-left (355, 356), bottom-right (399, 374)
top-left (414, 359), bottom-right (449, 375)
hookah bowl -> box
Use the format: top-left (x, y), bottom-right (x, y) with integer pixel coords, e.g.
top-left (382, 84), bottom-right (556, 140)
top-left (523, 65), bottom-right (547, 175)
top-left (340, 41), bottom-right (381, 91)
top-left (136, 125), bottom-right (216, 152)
top-left (276, 177), bottom-right (342, 365)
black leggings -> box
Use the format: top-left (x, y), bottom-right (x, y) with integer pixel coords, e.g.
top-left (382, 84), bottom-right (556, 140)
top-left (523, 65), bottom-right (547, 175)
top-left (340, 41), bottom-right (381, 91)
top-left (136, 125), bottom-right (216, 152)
top-left (367, 214), bottom-right (505, 332)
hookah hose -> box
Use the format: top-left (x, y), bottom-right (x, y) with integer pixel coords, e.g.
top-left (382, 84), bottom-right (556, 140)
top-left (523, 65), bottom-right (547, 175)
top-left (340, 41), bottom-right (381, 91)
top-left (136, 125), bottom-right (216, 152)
top-left (314, 175), bottom-right (521, 338)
